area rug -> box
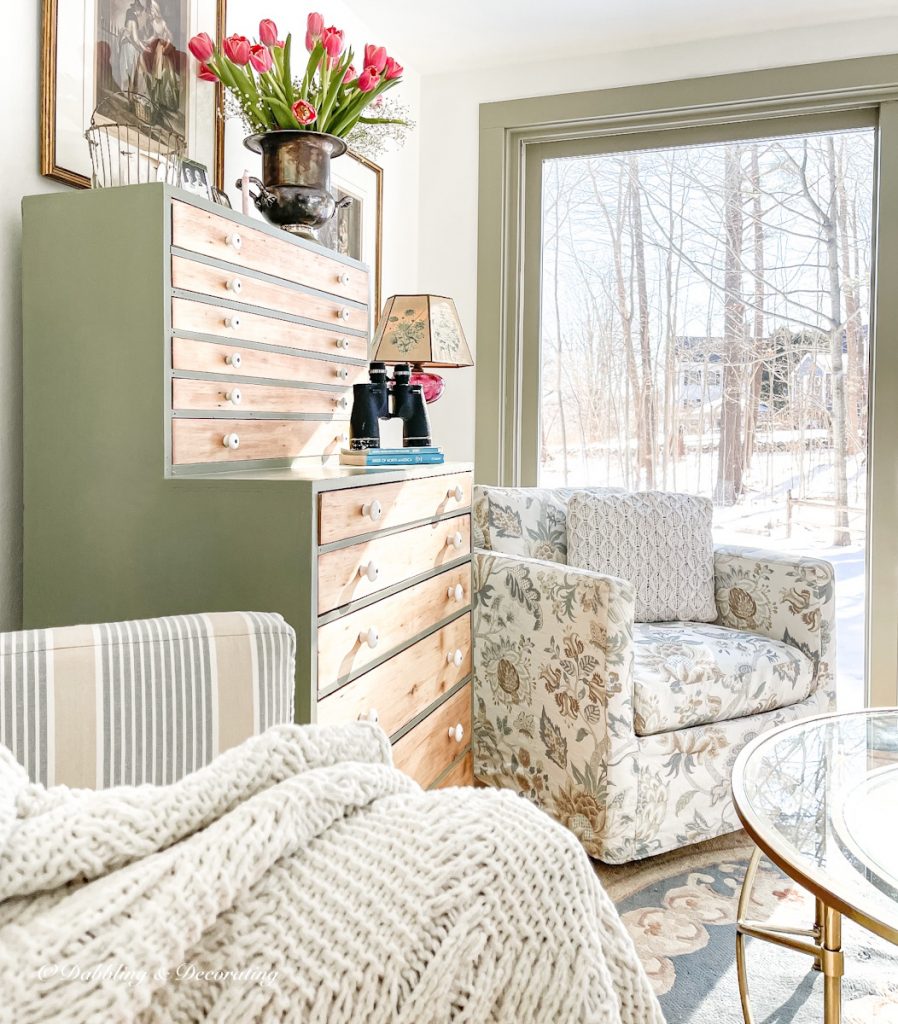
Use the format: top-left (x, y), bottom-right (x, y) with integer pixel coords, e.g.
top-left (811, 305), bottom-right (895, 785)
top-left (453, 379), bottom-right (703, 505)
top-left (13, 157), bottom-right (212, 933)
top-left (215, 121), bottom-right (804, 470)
top-left (595, 831), bottom-right (898, 1024)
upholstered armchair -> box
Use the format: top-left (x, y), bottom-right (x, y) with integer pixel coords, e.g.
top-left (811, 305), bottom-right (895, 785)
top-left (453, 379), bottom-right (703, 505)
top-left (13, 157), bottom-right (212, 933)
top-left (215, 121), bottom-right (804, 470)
top-left (472, 485), bottom-right (835, 864)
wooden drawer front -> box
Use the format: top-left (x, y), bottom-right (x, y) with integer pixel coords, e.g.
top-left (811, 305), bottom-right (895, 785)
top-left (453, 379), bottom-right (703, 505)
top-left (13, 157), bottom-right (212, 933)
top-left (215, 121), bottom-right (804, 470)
top-left (319, 471), bottom-right (473, 545)
top-left (392, 684), bottom-right (471, 789)
top-left (172, 255), bottom-right (368, 333)
top-left (172, 298), bottom-right (367, 361)
top-left (317, 515), bottom-right (471, 614)
top-left (316, 614), bottom-right (472, 733)
top-left (316, 564), bottom-right (471, 688)
top-left (173, 378), bottom-right (351, 417)
top-left (434, 752), bottom-right (474, 789)
top-left (172, 418), bottom-right (348, 465)
top-left (172, 337), bottom-right (367, 389)
top-left (172, 201), bottom-right (369, 305)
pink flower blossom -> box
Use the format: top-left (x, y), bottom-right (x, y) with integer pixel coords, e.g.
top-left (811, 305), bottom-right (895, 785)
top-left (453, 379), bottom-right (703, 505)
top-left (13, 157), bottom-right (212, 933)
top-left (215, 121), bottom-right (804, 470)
top-left (249, 43), bottom-right (273, 73)
top-left (343, 64), bottom-right (356, 83)
top-left (292, 99), bottom-right (317, 125)
top-left (187, 32), bottom-right (214, 62)
top-left (384, 56), bottom-right (403, 80)
top-left (306, 12), bottom-right (324, 50)
top-left (321, 26), bottom-right (345, 59)
top-left (197, 61), bottom-right (218, 82)
top-left (258, 19), bottom-right (278, 47)
top-left (223, 33), bottom-right (251, 65)
top-left (357, 65), bottom-right (380, 92)
top-left (363, 44), bottom-right (387, 73)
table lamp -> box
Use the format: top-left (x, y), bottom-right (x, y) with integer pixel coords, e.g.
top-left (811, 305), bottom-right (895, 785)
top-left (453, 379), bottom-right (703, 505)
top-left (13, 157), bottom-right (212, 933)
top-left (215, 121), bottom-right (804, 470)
top-left (371, 294), bottom-right (473, 402)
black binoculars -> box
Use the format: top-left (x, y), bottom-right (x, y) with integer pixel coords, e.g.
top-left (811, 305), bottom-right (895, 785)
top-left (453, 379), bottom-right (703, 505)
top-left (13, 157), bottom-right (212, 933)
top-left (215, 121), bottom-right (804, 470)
top-left (349, 362), bottom-right (432, 450)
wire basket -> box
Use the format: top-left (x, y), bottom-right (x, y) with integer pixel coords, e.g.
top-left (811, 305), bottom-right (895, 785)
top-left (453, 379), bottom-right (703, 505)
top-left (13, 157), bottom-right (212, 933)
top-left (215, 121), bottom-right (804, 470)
top-left (85, 93), bottom-right (185, 188)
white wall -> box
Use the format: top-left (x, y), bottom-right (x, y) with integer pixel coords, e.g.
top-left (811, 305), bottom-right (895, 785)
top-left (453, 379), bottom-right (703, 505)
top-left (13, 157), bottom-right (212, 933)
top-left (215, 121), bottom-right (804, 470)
top-left (225, 0), bottom-right (421, 300)
top-left (417, 16), bottom-right (898, 464)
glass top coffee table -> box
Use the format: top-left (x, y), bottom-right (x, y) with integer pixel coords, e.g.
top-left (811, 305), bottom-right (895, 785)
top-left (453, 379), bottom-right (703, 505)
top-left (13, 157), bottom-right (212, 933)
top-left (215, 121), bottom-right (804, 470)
top-left (732, 708), bottom-right (898, 1024)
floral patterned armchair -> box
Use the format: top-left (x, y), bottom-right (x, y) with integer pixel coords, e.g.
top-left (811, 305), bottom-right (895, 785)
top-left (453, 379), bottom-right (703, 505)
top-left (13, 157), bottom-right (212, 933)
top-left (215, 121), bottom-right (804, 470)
top-left (472, 485), bottom-right (835, 864)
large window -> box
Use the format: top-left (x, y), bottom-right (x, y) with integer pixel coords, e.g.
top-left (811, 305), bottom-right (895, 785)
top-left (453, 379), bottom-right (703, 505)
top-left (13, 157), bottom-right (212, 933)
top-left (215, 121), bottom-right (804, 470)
top-left (535, 129), bottom-right (874, 707)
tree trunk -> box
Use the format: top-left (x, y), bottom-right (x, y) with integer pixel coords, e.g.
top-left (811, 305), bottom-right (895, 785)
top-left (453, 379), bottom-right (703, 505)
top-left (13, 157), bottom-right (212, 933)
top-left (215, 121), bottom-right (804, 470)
top-left (715, 145), bottom-right (746, 506)
top-left (836, 141), bottom-right (863, 456)
top-left (742, 144), bottom-right (766, 474)
top-left (629, 155), bottom-right (656, 489)
top-left (825, 137), bottom-right (851, 545)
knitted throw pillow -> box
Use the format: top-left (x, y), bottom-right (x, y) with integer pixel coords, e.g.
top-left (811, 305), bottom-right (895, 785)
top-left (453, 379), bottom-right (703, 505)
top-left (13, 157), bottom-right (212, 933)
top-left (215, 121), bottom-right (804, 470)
top-left (566, 491), bottom-right (717, 622)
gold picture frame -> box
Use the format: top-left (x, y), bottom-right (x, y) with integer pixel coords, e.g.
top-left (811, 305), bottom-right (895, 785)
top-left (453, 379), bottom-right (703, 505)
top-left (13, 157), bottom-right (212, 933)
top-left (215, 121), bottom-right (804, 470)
top-left (41, 0), bottom-right (227, 190)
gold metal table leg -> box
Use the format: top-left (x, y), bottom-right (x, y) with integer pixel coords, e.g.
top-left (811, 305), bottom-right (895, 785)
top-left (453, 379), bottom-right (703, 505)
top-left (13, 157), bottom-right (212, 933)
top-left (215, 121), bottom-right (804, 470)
top-left (736, 846), bottom-right (763, 1024)
top-left (737, 848), bottom-right (843, 1024)
top-left (819, 902), bottom-right (844, 1024)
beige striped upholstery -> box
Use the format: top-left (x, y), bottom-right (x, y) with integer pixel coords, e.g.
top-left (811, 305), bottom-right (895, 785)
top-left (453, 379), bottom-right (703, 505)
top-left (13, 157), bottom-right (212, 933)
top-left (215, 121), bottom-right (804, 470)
top-left (0, 611), bottom-right (295, 788)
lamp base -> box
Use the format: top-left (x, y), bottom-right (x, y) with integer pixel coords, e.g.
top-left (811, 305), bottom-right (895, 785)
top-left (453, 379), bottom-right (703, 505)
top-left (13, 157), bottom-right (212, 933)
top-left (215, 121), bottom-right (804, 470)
top-left (410, 364), bottom-right (444, 403)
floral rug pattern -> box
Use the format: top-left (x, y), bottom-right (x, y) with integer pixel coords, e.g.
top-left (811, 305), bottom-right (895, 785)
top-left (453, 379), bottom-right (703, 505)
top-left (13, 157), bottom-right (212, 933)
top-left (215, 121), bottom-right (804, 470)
top-left (596, 832), bottom-right (898, 1024)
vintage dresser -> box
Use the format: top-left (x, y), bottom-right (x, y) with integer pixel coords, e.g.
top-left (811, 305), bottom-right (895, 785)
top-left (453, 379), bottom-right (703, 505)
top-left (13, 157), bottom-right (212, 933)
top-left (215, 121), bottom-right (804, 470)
top-left (22, 183), bottom-right (473, 789)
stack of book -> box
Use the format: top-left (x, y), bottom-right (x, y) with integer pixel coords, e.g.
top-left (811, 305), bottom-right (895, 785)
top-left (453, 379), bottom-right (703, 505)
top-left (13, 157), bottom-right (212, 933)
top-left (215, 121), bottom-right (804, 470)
top-left (339, 446), bottom-right (445, 467)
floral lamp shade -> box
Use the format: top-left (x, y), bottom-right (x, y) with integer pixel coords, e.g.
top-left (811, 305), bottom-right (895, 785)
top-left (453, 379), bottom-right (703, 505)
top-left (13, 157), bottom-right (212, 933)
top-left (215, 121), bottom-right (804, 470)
top-left (371, 295), bottom-right (474, 369)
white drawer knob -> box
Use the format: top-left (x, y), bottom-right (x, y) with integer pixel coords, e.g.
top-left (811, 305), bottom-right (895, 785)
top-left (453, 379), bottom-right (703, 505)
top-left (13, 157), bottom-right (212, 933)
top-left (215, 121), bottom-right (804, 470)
top-left (362, 500), bottom-right (382, 522)
top-left (334, 395), bottom-right (349, 411)
top-left (335, 337), bottom-right (351, 350)
top-left (222, 432), bottom-right (240, 450)
top-left (358, 627), bottom-right (379, 649)
top-left (361, 707), bottom-right (379, 724)
top-left (448, 583), bottom-right (464, 603)
top-left (225, 232), bottom-right (242, 251)
top-left (225, 352), bottom-right (242, 368)
top-left (223, 314), bottom-right (241, 330)
top-left (338, 271), bottom-right (351, 286)
top-left (447, 648), bottom-right (464, 668)
top-left (336, 366), bottom-right (350, 381)
top-left (359, 561), bottom-right (380, 583)
top-left (226, 277), bottom-right (242, 294)
top-left (446, 531), bottom-right (464, 551)
top-left (338, 307), bottom-right (351, 321)
top-left (447, 484), bottom-right (464, 502)
top-left (448, 723), bottom-right (464, 744)
top-left (225, 389), bottom-right (242, 406)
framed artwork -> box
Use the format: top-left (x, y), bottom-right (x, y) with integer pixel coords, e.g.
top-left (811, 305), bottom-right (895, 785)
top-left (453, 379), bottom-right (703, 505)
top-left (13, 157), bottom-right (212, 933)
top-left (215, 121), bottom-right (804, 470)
top-left (318, 150), bottom-right (383, 316)
top-left (41, 0), bottom-right (227, 190)
top-left (180, 158), bottom-right (211, 199)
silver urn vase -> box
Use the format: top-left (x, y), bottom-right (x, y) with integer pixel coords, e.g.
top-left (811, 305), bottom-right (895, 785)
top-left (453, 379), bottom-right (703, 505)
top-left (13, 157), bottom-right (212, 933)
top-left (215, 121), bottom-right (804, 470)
top-left (239, 130), bottom-right (348, 239)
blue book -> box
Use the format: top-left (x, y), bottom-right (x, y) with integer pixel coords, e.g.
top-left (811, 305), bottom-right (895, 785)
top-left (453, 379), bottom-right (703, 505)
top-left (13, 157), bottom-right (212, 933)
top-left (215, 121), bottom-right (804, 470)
top-left (340, 451), bottom-right (445, 467)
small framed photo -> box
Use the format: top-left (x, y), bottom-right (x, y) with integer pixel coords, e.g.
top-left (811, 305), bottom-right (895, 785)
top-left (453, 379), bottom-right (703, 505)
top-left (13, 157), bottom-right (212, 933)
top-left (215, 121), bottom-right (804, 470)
top-left (211, 186), bottom-right (232, 208)
top-left (180, 159), bottom-right (211, 199)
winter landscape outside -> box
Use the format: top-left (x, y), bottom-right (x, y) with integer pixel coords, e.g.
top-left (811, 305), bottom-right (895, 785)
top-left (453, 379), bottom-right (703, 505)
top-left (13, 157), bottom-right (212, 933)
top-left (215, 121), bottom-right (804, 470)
top-left (538, 128), bottom-right (874, 708)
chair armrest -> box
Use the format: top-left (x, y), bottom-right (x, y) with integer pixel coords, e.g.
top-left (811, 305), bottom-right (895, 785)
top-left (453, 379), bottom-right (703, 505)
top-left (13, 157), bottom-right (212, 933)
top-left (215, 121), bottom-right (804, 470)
top-left (714, 545), bottom-right (835, 702)
top-left (0, 611), bottom-right (296, 789)
top-left (472, 549), bottom-right (638, 858)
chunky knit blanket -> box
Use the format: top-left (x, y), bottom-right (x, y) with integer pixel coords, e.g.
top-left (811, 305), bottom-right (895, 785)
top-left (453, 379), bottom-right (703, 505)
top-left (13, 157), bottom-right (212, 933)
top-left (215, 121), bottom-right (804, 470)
top-left (0, 723), bottom-right (662, 1024)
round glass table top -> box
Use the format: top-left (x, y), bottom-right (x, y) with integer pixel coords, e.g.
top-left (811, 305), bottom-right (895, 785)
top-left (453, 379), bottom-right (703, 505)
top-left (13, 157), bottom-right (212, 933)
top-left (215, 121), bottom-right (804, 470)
top-left (732, 709), bottom-right (898, 944)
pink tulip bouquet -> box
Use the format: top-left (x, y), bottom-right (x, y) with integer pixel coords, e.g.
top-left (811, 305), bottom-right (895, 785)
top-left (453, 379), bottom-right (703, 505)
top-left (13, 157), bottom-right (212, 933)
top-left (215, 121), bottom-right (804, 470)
top-left (188, 14), bottom-right (406, 139)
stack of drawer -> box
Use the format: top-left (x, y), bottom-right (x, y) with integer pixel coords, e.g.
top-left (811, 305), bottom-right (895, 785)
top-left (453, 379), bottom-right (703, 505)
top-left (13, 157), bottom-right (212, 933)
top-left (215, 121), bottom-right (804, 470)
top-left (315, 469), bottom-right (474, 788)
top-left (168, 200), bottom-right (368, 469)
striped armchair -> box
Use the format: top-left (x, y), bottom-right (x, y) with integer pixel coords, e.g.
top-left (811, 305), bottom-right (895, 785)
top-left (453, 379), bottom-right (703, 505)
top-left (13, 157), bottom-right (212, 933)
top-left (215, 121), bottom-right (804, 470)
top-left (0, 612), bottom-right (295, 788)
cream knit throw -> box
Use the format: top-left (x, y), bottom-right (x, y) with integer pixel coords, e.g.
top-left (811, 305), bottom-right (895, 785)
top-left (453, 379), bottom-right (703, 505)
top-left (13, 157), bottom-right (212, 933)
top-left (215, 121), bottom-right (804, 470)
top-left (0, 723), bottom-right (663, 1024)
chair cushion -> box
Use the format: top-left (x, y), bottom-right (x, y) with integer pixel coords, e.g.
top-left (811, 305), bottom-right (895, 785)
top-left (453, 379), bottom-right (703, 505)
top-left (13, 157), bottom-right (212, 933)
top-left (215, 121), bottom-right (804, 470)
top-left (474, 485), bottom-right (621, 563)
top-left (567, 491), bottom-right (717, 622)
top-left (632, 622), bottom-right (816, 737)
